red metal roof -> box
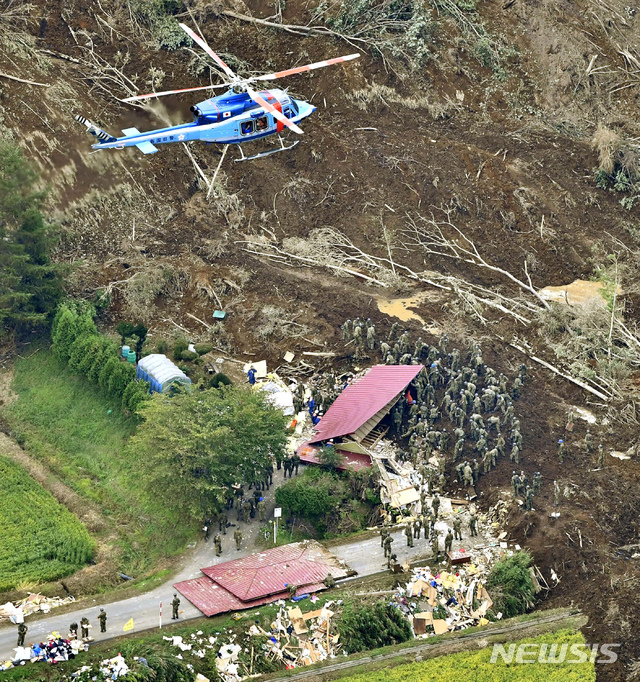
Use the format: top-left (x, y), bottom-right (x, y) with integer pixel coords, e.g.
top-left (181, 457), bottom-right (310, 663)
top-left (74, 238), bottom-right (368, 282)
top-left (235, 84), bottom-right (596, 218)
top-left (200, 543), bottom-right (346, 601)
top-left (174, 577), bottom-right (325, 617)
top-left (297, 443), bottom-right (372, 471)
top-left (174, 542), bottom-right (346, 617)
top-left (309, 365), bottom-right (423, 444)
top-left (174, 576), bottom-right (245, 617)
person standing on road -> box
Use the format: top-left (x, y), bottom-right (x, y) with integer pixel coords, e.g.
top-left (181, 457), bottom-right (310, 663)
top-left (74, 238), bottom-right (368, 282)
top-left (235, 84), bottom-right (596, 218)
top-left (404, 523), bottom-right (414, 548)
top-left (98, 608), bottom-right (107, 633)
top-left (69, 622), bottom-right (78, 640)
top-left (17, 622), bottom-right (27, 647)
top-left (80, 616), bottom-right (90, 640)
top-left (234, 528), bottom-right (243, 551)
top-left (214, 533), bottom-right (222, 556)
top-left (172, 593), bottom-right (180, 620)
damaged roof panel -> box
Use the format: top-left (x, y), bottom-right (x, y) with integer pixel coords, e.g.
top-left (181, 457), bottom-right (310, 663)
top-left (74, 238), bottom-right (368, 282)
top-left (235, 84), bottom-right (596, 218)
top-left (309, 365), bottom-right (423, 444)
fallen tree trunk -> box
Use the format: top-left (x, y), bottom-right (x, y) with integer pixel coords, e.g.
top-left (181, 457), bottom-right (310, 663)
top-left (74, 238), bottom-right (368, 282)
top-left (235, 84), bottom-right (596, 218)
top-left (509, 341), bottom-right (611, 402)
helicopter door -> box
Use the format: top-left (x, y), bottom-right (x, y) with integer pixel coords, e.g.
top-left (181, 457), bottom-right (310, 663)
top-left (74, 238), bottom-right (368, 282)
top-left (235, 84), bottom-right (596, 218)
top-left (240, 120), bottom-right (255, 135)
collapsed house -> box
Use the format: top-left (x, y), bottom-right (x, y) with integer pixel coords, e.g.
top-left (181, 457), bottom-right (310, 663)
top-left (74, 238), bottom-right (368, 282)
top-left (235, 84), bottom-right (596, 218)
top-left (174, 541), bottom-right (348, 617)
top-left (297, 365), bottom-right (423, 506)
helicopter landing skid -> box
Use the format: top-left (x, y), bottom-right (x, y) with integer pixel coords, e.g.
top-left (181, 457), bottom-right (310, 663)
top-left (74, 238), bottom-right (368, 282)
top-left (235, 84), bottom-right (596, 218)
top-left (234, 137), bottom-right (299, 162)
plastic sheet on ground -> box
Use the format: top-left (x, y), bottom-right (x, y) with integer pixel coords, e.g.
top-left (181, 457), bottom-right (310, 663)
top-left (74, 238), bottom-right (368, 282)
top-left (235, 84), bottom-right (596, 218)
top-left (252, 373), bottom-right (295, 416)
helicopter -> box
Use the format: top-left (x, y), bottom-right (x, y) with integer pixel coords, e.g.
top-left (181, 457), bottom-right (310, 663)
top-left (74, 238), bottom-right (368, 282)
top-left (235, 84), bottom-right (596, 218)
top-left (76, 22), bottom-right (359, 161)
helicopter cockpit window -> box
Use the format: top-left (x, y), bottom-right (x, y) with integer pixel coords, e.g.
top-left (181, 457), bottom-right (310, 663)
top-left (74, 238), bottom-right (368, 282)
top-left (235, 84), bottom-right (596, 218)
top-left (283, 108), bottom-right (292, 118)
top-left (241, 120), bottom-right (254, 135)
top-left (255, 116), bottom-right (268, 131)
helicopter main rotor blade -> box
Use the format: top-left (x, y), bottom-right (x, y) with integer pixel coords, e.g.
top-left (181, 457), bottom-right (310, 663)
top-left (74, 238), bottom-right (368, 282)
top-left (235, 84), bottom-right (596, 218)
top-left (121, 83), bottom-right (230, 103)
top-left (252, 53), bottom-right (360, 82)
top-left (179, 23), bottom-right (237, 80)
top-left (246, 86), bottom-right (303, 135)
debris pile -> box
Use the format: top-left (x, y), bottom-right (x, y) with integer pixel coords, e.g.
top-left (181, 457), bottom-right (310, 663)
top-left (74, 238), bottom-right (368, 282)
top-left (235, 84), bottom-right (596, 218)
top-left (162, 601), bottom-right (343, 680)
top-left (0, 594), bottom-right (76, 622)
top-left (248, 603), bottom-right (341, 670)
top-left (396, 566), bottom-right (495, 636)
top-left (1, 633), bottom-right (88, 670)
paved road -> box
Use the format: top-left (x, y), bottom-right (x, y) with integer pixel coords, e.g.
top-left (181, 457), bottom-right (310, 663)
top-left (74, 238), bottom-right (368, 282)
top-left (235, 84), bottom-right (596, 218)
top-left (0, 501), bottom-right (482, 662)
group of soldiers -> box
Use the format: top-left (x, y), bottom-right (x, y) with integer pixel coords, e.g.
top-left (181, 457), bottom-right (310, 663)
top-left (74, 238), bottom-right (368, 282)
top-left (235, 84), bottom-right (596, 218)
top-left (200, 447), bottom-right (299, 557)
top-left (372, 331), bottom-right (527, 499)
top-left (17, 609), bottom-right (110, 647)
top-left (511, 470), bottom-right (543, 510)
top-left (381, 503), bottom-right (479, 569)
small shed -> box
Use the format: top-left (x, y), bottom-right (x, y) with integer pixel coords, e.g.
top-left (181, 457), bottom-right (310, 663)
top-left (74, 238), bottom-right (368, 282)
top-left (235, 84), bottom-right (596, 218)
top-left (136, 354), bottom-right (191, 394)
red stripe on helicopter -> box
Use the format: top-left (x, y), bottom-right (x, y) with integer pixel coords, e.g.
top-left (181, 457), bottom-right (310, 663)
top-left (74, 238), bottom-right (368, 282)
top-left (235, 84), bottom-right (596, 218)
top-left (271, 56), bottom-right (352, 79)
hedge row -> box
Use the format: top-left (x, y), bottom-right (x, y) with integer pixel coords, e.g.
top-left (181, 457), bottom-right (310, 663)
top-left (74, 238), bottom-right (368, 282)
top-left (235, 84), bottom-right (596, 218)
top-left (51, 302), bottom-right (150, 413)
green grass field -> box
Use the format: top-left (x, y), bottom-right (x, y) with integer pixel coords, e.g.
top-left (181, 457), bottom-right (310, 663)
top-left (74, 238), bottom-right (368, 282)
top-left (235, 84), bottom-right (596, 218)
top-left (336, 629), bottom-right (595, 682)
top-left (0, 455), bottom-right (94, 591)
top-left (5, 350), bottom-right (196, 575)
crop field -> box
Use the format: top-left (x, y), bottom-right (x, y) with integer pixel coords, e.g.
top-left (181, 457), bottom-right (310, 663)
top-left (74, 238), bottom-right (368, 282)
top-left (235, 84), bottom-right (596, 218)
top-left (0, 456), bottom-right (94, 592)
top-left (336, 629), bottom-right (595, 682)
top-left (6, 350), bottom-right (195, 574)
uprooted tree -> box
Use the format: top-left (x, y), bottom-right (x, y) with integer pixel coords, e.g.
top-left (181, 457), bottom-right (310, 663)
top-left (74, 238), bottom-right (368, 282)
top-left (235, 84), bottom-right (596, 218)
top-left (129, 385), bottom-right (288, 521)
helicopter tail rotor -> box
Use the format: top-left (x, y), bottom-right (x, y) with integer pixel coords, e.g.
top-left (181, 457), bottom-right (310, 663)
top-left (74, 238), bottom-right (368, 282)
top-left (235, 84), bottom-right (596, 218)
top-left (75, 115), bottom-right (117, 143)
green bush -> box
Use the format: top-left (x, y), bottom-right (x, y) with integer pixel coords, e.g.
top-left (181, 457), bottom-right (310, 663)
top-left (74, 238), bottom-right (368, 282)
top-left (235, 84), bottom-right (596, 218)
top-left (130, 0), bottom-right (191, 50)
top-left (318, 444), bottom-right (345, 471)
top-left (181, 349), bottom-right (198, 361)
top-left (195, 342), bottom-right (213, 355)
top-left (88, 337), bottom-right (118, 384)
top-left (107, 361), bottom-right (136, 401)
top-left (487, 550), bottom-right (536, 617)
top-left (338, 601), bottom-right (412, 653)
top-left (275, 468), bottom-right (348, 535)
top-left (52, 301), bottom-right (97, 363)
top-left (99, 355), bottom-right (121, 391)
top-left (209, 372), bottom-right (232, 388)
top-left (122, 379), bottom-right (151, 413)
top-left (173, 337), bottom-right (189, 360)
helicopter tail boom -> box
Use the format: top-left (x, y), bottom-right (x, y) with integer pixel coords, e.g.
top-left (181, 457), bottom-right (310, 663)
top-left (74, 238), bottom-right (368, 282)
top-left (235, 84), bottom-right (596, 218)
top-left (75, 115), bottom-right (117, 143)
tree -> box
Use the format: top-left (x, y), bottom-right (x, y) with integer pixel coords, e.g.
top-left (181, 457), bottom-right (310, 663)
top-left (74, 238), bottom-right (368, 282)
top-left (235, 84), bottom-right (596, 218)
top-left (487, 551), bottom-right (536, 618)
top-left (122, 379), bottom-right (151, 413)
top-left (107, 362), bottom-right (136, 400)
top-left (317, 445), bottom-right (345, 471)
top-left (99, 355), bottom-right (121, 391)
top-left (117, 321), bottom-right (135, 344)
top-left (128, 385), bottom-right (288, 520)
top-left (0, 139), bottom-right (61, 338)
top-left (87, 337), bottom-right (118, 384)
top-left (338, 601), bottom-right (412, 652)
top-left (52, 302), bottom-right (97, 363)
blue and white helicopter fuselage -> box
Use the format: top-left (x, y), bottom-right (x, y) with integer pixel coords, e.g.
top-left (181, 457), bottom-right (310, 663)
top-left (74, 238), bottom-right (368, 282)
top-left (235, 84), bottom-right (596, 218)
top-left (88, 88), bottom-right (315, 155)
top-left (77, 22), bottom-right (356, 161)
